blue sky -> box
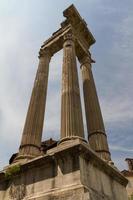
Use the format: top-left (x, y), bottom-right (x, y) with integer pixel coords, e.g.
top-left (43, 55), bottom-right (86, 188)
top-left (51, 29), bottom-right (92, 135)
top-left (0, 0), bottom-right (133, 170)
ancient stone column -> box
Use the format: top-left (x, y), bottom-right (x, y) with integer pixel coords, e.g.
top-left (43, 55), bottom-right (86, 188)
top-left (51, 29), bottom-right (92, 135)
top-left (60, 33), bottom-right (84, 142)
top-left (16, 48), bottom-right (52, 161)
top-left (80, 54), bottom-right (111, 161)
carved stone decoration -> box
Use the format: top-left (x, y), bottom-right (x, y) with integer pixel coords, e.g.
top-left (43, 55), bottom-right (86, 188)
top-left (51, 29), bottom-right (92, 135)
top-left (9, 182), bottom-right (26, 200)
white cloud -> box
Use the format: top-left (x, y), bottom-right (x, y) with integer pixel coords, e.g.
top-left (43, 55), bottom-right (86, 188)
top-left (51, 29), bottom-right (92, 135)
top-left (110, 145), bottom-right (133, 153)
top-left (101, 96), bottom-right (133, 123)
top-left (113, 13), bottom-right (133, 59)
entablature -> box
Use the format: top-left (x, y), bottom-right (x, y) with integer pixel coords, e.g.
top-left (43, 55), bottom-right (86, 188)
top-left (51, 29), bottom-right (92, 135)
top-left (40, 4), bottom-right (95, 61)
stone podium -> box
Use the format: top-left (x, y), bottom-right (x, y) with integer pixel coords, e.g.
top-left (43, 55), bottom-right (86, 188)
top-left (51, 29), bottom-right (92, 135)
top-left (0, 4), bottom-right (128, 200)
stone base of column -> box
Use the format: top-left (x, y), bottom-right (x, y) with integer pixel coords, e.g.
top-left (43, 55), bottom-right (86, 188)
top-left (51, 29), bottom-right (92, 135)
top-left (13, 155), bottom-right (36, 164)
top-left (88, 130), bottom-right (111, 161)
top-left (58, 136), bottom-right (87, 145)
top-left (13, 145), bottom-right (41, 164)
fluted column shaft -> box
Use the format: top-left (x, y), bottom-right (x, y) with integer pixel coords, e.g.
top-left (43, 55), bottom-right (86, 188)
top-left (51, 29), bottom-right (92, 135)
top-left (17, 48), bottom-right (52, 160)
top-left (80, 54), bottom-right (111, 161)
top-left (60, 33), bottom-right (84, 141)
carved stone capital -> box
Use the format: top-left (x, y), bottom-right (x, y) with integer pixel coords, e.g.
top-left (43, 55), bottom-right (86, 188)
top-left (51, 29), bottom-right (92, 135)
top-left (79, 54), bottom-right (92, 69)
top-left (63, 32), bottom-right (76, 48)
top-left (38, 48), bottom-right (52, 59)
top-left (63, 32), bottom-right (74, 41)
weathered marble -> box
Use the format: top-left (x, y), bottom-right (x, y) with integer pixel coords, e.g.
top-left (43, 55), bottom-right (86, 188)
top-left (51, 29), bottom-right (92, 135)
top-left (60, 32), bottom-right (84, 141)
top-left (0, 140), bottom-right (128, 200)
top-left (80, 54), bottom-right (111, 161)
top-left (15, 48), bottom-right (52, 161)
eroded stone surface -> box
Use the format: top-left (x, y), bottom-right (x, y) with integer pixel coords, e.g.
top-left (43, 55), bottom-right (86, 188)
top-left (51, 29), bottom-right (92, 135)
top-left (0, 141), bottom-right (128, 200)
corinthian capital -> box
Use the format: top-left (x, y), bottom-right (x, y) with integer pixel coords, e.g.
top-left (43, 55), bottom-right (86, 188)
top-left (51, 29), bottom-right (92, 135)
top-left (38, 47), bottom-right (52, 58)
top-left (63, 32), bottom-right (74, 41)
top-left (79, 54), bottom-right (91, 68)
top-left (63, 31), bottom-right (76, 48)
top-left (79, 53), bottom-right (95, 68)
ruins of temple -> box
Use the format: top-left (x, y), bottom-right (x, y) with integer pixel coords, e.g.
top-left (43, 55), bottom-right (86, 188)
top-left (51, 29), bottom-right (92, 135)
top-left (0, 4), bottom-right (128, 200)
